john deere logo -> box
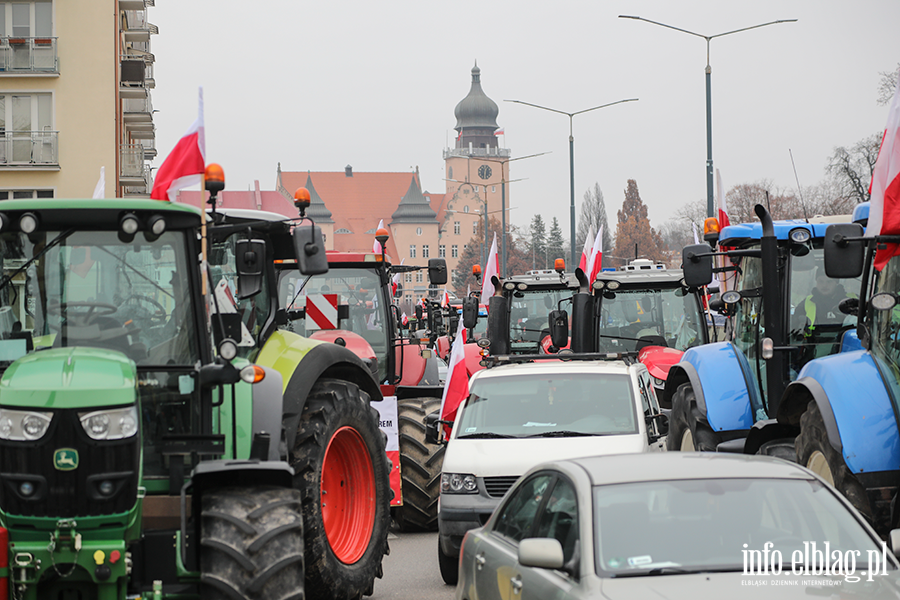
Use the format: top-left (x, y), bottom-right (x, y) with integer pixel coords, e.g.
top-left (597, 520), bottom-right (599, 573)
top-left (53, 448), bottom-right (78, 471)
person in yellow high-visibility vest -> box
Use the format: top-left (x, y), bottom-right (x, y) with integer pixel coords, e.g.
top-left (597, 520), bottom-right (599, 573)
top-left (793, 267), bottom-right (850, 335)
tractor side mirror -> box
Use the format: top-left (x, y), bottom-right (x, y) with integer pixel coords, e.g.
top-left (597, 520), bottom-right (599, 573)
top-left (682, 243), bottom-right (714, 287)
top-left (235, 239), bottom-right (265, 299)
top-left (549, 309), bottom-right (568, 349)
top-left (428, 258), bottom-right (448, 286)
top-left (462, 297), bottom-right (479, 330)
top-left (292, 224), bottom-right (329, 275)
top-left (448, 309), bottom-right (459, 335)
top-left (824, 223), bottom-right (865, 279)
top-left (424, 410), bottom-right (444, 445)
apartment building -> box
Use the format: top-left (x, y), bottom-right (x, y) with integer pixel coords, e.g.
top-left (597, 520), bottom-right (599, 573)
top-left (0, 0), bottom-right (156, 199)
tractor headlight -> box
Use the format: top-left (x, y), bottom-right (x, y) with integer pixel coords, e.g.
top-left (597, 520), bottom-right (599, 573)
top-left (441, 473), bottom-right (478, 494)
top-left (79, 406), bottom-right (138, 440)
top-left (0, 408), bottom-right (53, 441)
top-left (651, 376), bottom-right (665, 388)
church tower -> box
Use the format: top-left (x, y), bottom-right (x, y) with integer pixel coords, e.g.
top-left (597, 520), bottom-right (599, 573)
top-left (443, 63), bottom-right (510, 268)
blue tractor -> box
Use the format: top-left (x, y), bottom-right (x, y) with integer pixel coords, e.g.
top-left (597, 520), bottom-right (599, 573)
top-left (666, 204), bottom-right (862, 459)
top-left (780, 202), bottom-right (900, 534)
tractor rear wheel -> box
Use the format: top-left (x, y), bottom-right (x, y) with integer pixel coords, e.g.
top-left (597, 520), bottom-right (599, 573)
top-left (666, 383), bottom-right (721, 452)
top-left (393, 397), bottom-right (444, 532)
top-left (200, 486), bottom-right (304, 600)
top-left (291, 378), bottom-right (391, 600)
top-left (796, 400), bottom-right (874, 526)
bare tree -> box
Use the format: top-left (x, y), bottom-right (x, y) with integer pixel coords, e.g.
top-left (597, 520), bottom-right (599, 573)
top-left (577, 183), bottom-right (613, 267)
top-left (877, 64), bottom-right (899, 106)
top-left (825, 133), bottom-right (881, 205)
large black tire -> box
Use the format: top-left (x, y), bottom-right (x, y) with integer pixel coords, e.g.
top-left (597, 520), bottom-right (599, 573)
top-left (438, 537), bottom-right (459, 586)
top-left (291, 379), bottom-right (391, 600)
top-left (392, 397), bottom-right (444, 532)
top-left (200, 486), bottom-right (305, 600)
top-left (796, 400), bottom-right (875, 525)
top-left (666, 383), bottom-right (722, 452)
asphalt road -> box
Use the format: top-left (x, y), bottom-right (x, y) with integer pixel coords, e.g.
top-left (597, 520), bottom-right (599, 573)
top-left (370, 529), bottom-right (457, 600)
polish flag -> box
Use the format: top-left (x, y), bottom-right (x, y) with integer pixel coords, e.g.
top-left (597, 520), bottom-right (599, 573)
top-left (401, 312), bottom-right (409, 326)
top-left (480, 232), bottom-right (499, 301)
top-left (585, 226), bottom-right (603, 282)
top-left (373, 219), bottom-right (385, 254)
top-left (692, 222), bottom-right (700, 245)
top-left (578, 227), bottom-right (594, 272)
top-left (494, 128), bottom-right (505, 136)
top-left (868, 68), bottom-right (900, 271)
top-left (441, 289), bottom-right (450, 308)
top-left (391, 258), bottom-right (404, 296)
top-left (151, 88), bottom-right (206, 202)
top-left (439, 320), bottom-right (470, 426)
top-left (716, 169), bottom-right (730, 230)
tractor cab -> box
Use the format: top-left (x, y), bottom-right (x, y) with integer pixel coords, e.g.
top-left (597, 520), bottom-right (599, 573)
top-left (497, 270), bottom-right (579, 355)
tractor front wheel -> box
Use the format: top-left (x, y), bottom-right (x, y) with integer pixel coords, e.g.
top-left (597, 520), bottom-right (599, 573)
top-left (796, 400), bottom-right (874, 526)
top-left (666, 383), bottom-right (721, 452)
top-left (200, 486), bottom-right (305, 600)
top-left (291, 378), bottom-right (391, 599)
top-left (393, 397), bottom-right (444, 532)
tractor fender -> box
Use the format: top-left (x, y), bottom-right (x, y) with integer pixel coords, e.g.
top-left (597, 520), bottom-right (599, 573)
top-left (638, 346), bottom-right (684, 382)
top-left (436, 335), bottom-right (451, 360)
top-left (463, 342), bottom-right (485, 376)
top-left (395, 339), bottom-right (427, 386)
top-left (256, 330), bottom-right (382, 453)
top-left (663, 342), bottom-right (756, 434)
top-left (251, 366), bottom-right (285, 461)
top-left (778, 350), bottom-right (898, 475)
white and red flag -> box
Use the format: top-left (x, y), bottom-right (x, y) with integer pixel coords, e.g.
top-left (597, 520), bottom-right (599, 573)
top-left (373, 219), bottom-right (385, 254)
top-left (441, 289), bottom-right (450, 308)
top-left (578, 227), bottom-right (594, 272)
top-left (585, 226), bottom-right (604, 282)
top-left (480, 232), bottom-right (499, 301)
top-left (391, 258), bottom-right (404, 297)
top-left (494, 128), bottom-right (505, 136)
top-left (692, 222), bottom-right (700, 245)
top-left (868, 69), bottom-right (900, 271)
top-left (716, 168), bottom-right (730, 230)
top-left (401, 312), bottom-right (409, 327)
top-left (151, 88), bottom-right (206, 202)
top-left (439, 320), bottom-right (470, 427)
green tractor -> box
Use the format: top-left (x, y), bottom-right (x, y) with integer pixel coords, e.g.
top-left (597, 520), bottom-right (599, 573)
top-left (0, 191), bottom-right (390, 599)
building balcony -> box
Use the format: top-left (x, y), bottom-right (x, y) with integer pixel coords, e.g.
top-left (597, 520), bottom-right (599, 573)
top-left (443, 146), bottom-right (511, 160)
top-left (120, 143), bottom-right (151, 191)
top-left (123, 92), bottom-right (153, 123)
top-left (123, 10), bottom-right (158, 42)
top-left (0, 130), bottom-right (58, 168)
top-left (0, 37), bottom-right (58, 74)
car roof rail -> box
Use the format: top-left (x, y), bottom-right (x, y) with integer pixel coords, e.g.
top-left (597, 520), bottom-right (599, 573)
top-left (480, 351), bottom-right (638, 369)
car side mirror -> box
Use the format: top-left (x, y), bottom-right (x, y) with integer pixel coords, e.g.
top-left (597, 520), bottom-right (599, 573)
top-left (462, 297), bottom-right (479, 330)
top-left (824, 223), bottom-right (865, 279)
top-left (292, 224), bottom-right (329, 275)
top-left (646, 412), bottom-right (669, 436)
top-left (682, 244), bottom-right (714, 287)
top-left (428, 258), bottom-right (448, 285)
top-left (518, 538), bottom-right (564, 570)
top-left (235, 239), bottom-right (265, 299)
top-left (549, 309), bottom-right (568, 349)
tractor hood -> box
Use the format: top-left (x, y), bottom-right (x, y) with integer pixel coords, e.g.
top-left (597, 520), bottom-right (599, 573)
top-left (638, 346), bottom-right (684, 380)
top-left (0, 347), bottom-right (137, 409)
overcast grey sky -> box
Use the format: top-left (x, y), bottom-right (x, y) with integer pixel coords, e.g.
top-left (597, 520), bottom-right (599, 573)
top-left (151, 1), bottom-right (899, 235)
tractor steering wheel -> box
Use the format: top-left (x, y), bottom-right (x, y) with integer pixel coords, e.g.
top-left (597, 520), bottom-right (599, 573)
top-left (47, 301), bottom-right (118, 327)
top-left (121, 294), bottom-right (168, 327)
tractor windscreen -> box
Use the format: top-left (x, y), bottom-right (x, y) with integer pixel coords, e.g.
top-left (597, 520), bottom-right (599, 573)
top-left (0, 229), bottom-right (200, 367)
top-left (871, 255), bottom-right (900, 406)
top-left (507, 288), bottom-right (572, 354)
top-left (596, 287), bottom-right (704, 352)
top-left (279, 267), bottom-right (390, 379)
top-left (787, 246), bottom-right (861, 371)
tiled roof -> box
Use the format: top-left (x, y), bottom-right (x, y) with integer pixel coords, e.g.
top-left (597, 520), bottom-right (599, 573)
top-left (391, 175), bottom-right (438, 223)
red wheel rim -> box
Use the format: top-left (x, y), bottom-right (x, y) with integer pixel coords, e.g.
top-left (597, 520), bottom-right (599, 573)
top-left (321, 425), bottom-right (376, 563)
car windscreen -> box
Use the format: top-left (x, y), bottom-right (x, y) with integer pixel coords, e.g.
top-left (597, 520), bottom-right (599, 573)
top-left (592, 477), bottom-right (887, 577)
top-left (455, 372), bottom-right (637, 438)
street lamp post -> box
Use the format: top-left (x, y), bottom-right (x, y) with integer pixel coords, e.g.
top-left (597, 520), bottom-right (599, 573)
top-left (506, 98), bottom-right (638, 266)
top-left (619, 15), bottom-right (796, 218)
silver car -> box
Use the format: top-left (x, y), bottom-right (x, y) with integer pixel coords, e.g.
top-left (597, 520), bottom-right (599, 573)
top-left (456, 453), bottom-right (900, 599)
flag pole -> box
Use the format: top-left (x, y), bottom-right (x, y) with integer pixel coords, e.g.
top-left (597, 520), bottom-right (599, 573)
top-left (201, 173), bottom-right (207, 296)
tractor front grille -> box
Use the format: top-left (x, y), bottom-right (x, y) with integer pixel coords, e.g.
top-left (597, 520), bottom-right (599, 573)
top-left (483, 476), bottom-right (519, 498)
top-left (0, 408), bottom-right (139, 518)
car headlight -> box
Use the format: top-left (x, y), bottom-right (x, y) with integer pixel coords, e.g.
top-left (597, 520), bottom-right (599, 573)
top-left (441, 473), bottom-right (478, 494)
top-left (78, 406), bottom-right (139, 440)
top-left (0, 408), bottom-right (53, 441)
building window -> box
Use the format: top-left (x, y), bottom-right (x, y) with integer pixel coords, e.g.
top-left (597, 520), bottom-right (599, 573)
top-left (0, 93), bottom-right (55, 165)
top-left (463, 205), bottom-right (469, 213)
top-left (448, 166), bottom-right (453, 180)
top-left (415, 273), bottom-right (423, 283)
top-left (2, 2), bottom-right (52, 37)
top-left (334, 228), bottom-right (352, 234)
top-left (0, 189), bottom-right (52, 199)
top-left (416, 227), bottom-right (422, 235)
top-left (492, 186), bottom-right (496, 193)
top-left (405, 274), bottom-right (412, 283)
top-left (439, 245), bottom-right (446, 258)
top-left (409, 245), bottom-right (416, 258)
top-left (451, 245), bottom-right (458, 258)
top-left (422, 245), bottom-right (429, 258)
top-left (473, 221), bottom-right (478, 234)
top-left (454, 221), bottom-right (460, 235)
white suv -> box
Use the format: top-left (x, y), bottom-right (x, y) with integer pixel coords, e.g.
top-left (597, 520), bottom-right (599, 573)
top-left (436, 356), bottom-right (668, 584)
